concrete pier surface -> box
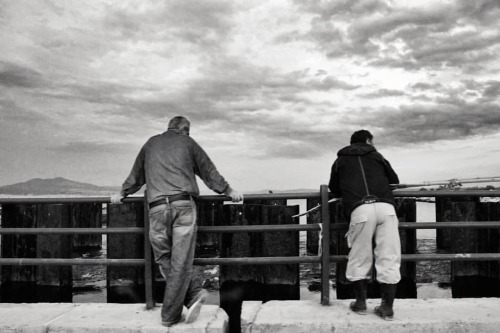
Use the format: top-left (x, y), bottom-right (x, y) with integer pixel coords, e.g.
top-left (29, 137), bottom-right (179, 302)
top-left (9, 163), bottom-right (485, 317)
top-left (242, 298), bottom-right (500, 333)
top-left (0, 303), bottom-right (227, 333)
top-left (1, 298), bottom-right (500, 333)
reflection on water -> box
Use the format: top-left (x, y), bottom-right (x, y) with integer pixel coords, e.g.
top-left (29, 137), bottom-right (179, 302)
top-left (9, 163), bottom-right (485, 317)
top-left (72, 235), bottom-right (107, 303)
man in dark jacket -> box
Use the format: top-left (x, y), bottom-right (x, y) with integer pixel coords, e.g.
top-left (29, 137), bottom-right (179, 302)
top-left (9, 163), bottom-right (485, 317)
top-left (329, 129), bottom-right (401, 320)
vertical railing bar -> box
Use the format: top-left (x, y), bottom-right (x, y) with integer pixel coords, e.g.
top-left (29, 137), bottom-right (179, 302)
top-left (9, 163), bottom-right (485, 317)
top-left (143, 192), bottom-right (155, 309)
top-left (320, 185), bottom-right (331, 305)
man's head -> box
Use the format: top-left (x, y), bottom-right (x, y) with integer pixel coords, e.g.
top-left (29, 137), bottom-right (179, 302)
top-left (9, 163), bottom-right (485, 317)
top-left (168, 116), bottom-right (190, 136)
top-left (350, 129), bottom-right (373, 145)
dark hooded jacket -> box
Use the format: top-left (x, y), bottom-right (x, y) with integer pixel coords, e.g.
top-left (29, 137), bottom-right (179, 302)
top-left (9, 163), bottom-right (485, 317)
top-left (329, 143), bottom-right (399, 215)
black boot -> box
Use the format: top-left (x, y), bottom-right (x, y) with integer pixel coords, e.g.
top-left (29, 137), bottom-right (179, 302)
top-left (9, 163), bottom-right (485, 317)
top-left (349, 280), bottom-right (367, 315)
top-left (375, 283), bottom-right (397, 321)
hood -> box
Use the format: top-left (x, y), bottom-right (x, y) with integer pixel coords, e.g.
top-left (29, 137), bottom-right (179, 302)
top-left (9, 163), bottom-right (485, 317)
top-left (337, 143), bottom-right (376, 156)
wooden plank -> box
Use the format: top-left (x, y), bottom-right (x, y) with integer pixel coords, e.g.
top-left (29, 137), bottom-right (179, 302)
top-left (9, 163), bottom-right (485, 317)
top-left (219, 203), bottom-right (299, 333)
top-left (106, 202), bottom-right (145, 303)
top-left (0, 204), bottom-right (72, 302)
top-left (448, 199), bottom-right (500, 297)
top-left (436, 197), bottom-right (454, 251)
top-left (35, 204), bottom-right (72, 302)
top-left (1, 204), bottom-right (38, 302)
top-left (306, 198), bottom-right (321, 255)
top-left (394, 198), bottom-right (417, 298)
top-left (196, 200), bottom-right (223, 256)
top-left (219, 204), bottom-right (299, 287)
top-left (70, 203), bottom-right (102, 250)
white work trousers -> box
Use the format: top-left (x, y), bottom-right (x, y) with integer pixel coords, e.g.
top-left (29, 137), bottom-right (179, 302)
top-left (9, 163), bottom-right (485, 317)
top-left (345, 202), bottom-right (401, 284)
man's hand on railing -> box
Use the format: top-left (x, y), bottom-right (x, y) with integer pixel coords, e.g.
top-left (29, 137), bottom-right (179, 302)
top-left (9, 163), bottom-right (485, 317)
top-left (110, 192), bottom-right (125, 204)
top-left (225, 188), bottom-right (244, 202)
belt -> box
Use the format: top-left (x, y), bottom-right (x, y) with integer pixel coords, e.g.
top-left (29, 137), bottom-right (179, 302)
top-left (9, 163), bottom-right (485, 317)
top-left (148, 194), bottom-right (192, 209)
top-left (350, 196), bottom-right (394, 214)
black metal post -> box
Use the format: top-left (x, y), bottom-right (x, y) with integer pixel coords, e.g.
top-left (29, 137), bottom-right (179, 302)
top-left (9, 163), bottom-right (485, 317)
top-left (320, 185), bottom-right (331, 305)
top-left (143, 192), bottom-right (155, 309)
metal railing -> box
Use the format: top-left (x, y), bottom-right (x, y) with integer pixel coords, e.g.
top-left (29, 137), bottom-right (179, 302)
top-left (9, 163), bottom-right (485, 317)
top-left (1, 186), bottom-right (500, 308)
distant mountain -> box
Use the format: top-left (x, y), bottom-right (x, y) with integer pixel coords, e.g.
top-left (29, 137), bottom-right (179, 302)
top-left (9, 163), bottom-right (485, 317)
top-left (0, 177), bottom-right (317, 196)
top-left (0, 177), bottom-right (121, 196)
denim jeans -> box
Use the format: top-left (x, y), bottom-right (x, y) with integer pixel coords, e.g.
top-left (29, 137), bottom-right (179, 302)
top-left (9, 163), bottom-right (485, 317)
top-left (345, 202), bottom-right (401, 284)
top-left (148, 198), bottom-right (202, 324)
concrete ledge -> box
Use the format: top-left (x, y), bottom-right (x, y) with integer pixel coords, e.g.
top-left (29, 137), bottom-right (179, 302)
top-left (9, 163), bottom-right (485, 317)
top-left (0, 303), bottom-right (75, 333)
top-left (2, 299), bottom-right (500, 333)
top-left (0, 303), bottom-right (228, 333)
top-left (247, 298), bottom-right (500, 333)
top-left (241, 301), bottom-right (262, 333)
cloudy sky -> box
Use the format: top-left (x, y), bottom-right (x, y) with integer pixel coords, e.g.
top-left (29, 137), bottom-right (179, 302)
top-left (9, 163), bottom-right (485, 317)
top-left (1, 0), bottom-right (500, 192)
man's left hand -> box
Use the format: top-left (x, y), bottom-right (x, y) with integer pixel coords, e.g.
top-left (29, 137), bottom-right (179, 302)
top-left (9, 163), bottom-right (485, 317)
top-left (110, 192), bottom-right (125, 204)
top-left (227, 189), bottom-right (244, 202)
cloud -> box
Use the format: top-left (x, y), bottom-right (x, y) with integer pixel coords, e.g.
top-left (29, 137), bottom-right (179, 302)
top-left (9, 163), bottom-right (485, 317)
top-left (119, 64), bottom-right (499, 160)
top-left (0, 98), bottom-right (48, 123)
top-left (359, 88), bottom-right (406, 99)
top-left (117, 58), bottom-right (361, 129)
top-left (217, 75), bottom-right (500, 159)
top-left (480, 80), bottom-right (500, 102)
top-left (364, 101), bottom-right (500, 146)
top-left (0, 97), bottom-right (58, 146)
top-left (50, 141), bottom-right (133, 154)
top-left (0, 62), bottom-right (44, 88)
top-left (264, 140), bottom-right (326, 159)
top-left (290, 0), bottom-right (500, 71)
top-left (409, 82), bottom-right (444, 91)
top-left (0, 0), bottom-right (499, 188)
top-left (101, 0), bottom-right (235, 51)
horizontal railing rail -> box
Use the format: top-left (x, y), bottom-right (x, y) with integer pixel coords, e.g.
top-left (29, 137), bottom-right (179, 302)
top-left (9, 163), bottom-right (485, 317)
top-left (0, 192), bottom-right (322, 205)
top-left (399, 253), bottom-right (500, 261)
top-left (0, 228), bottom-right (143, 235)
top-left (1, 189), bottom-right (498, 205)
top-left (2, 221), bottom-right (500, 236)
top-left (1, 187), bottom-right (500, 308)
top-left (0, 258), bottom-right (145, 266)
top-left (193, 253), bottom-right (500, 266)
top-left (393, 189), bottom-right (500, 197)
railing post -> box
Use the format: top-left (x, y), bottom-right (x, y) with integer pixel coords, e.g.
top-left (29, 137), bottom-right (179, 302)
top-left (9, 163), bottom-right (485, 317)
top-left (320, 185), bottom-right (331, 305)
top-left (143, 192), bottom-right (155, 309)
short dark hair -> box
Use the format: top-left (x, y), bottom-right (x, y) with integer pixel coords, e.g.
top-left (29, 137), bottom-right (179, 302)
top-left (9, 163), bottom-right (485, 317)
top-left (168, 116), bottom-right (190, 131)
top-left (350, 130), bottom-right (373, 144)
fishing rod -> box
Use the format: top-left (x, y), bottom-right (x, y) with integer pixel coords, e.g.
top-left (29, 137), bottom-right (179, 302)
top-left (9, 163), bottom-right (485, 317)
top-left (292, 176), bottom-right (500, 218)
top-left (292, 198), bottom-right (340, 219)
top-left (391, 176), bottom-right (500, 189)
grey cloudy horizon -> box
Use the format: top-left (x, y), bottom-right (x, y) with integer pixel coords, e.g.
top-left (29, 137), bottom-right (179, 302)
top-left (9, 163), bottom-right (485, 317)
top-left (1, 0), bottom-right (499, 191)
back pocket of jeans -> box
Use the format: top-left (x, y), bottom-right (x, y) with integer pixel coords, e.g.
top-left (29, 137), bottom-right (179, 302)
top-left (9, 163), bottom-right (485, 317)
top-left (345, 214), bottom-right (367, 248)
